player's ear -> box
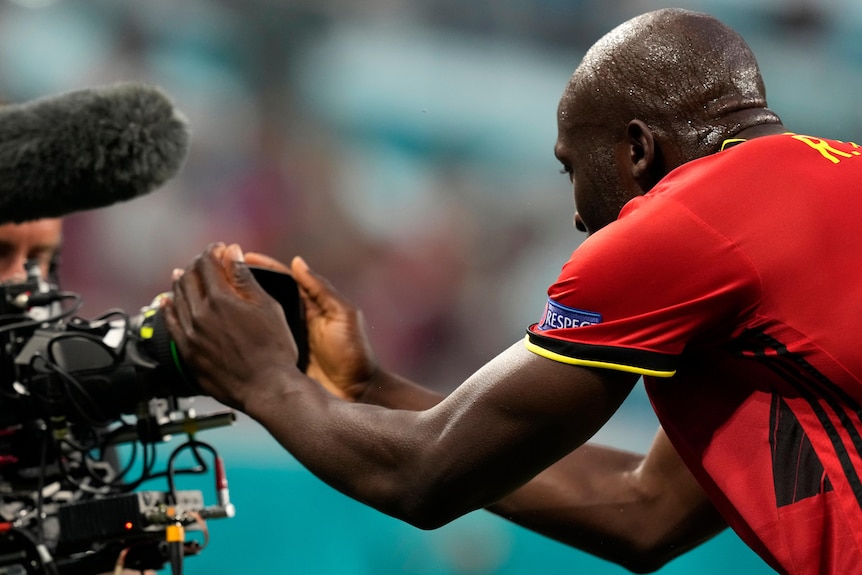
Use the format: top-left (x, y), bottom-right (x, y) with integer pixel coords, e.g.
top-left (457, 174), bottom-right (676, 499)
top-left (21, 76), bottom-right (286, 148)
top-left (626, 119), bottom-right (657, 189)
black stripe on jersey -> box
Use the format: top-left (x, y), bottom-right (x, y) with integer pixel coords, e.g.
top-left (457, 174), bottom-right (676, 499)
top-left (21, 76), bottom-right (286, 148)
top-left (770, 393), bottom-right (833, 506)
top-left (741, 329), bottom-right (862, 510)
top-left (526, 330), bottom-right (677, 375)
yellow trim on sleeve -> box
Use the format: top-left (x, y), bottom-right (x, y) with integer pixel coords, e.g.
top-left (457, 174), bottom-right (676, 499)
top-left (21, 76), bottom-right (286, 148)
top-left (524, 336), bottom-right (676, 378)
top-left (720, 138), bottom-right (747, 151)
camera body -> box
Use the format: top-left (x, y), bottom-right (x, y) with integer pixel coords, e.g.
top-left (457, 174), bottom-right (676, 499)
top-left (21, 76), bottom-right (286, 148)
top-left (0, 263), bottom-right (250, 574)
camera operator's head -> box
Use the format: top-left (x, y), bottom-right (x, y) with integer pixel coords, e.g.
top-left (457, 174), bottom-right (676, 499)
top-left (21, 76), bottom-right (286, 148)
top-left (0, 218), bottom-right (62, 284)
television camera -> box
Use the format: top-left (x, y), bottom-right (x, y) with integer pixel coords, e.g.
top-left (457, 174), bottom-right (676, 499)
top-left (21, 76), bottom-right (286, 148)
top-left (0, 260), bottom-right (305, 575)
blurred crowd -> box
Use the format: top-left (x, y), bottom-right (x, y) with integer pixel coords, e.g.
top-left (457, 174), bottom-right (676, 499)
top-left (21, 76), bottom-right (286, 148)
top-left (0, 0), bottom-right (860, 394)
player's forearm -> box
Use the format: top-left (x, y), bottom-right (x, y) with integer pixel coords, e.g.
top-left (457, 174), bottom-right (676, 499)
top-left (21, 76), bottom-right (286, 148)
top-left (242, 365), bottom-right (546, 529)
top-left (243, 369), bottom-right (447, 524)
top-left (356, 368), bottom-right (445, 410)
top-left (489, 441), bottom-right (727, 573)
top-left (489, 445), bottom-right (668, 572)
top-left (243, 345), bottom-right (635, 532)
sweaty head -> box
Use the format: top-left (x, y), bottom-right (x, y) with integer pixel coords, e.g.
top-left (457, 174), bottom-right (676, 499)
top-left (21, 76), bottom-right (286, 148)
top-left (556, 8), bottom-right (782, 233)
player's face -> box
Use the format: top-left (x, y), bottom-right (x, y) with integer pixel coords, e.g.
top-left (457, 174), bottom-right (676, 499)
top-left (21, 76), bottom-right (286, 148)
top-left (555, 132), bottom-right (628, 236)
top-left (555, 90), bottom-right (640, 236)
top-left (0, 219), bottom-right (62, 282)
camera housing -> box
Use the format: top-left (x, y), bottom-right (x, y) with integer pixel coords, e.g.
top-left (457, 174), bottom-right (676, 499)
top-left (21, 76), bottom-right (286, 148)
top-left (0, 262), bottom-right (306, 574)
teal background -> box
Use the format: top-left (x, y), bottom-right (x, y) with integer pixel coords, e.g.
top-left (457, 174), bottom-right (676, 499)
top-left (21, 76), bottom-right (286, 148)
top-left (149, 392), bottom-right (778, 575)
top-left (173, 460), bottom-right (772, 575)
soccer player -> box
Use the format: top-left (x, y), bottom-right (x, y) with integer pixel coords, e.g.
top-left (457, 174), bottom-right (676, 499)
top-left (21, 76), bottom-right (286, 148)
top-left (166, 9), bottom-right (861, 574)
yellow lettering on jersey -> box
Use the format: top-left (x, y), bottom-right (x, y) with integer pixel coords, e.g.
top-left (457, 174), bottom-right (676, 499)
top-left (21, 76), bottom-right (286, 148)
top-left (792, 134), bottom-right (861, 164)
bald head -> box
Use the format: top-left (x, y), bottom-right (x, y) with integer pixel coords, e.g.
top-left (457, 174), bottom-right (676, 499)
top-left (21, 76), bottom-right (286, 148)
top-left (555, 9), bottom-right (785, 234)
top-left (561, 8), bottom-right (781, 159)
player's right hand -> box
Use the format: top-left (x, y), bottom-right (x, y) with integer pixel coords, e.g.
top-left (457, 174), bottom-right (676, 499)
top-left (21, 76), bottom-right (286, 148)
top-left (288, 256), bottom-right (379, 402)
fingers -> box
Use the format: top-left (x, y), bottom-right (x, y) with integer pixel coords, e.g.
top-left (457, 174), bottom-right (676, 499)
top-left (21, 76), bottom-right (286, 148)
top-left (220, 244), bottom-right (258, 294)
top-left (163, 271), bottom-right (192, 356)
top-left (223, 243), bottom-right (245, 265)
top-left (167, 243), bottom-right (228, 338)
top-left (290, 256), bottom-right (348, 316)
top-left (193, 242), bottom-right (260, 300)
top-left (200, 243), bottom-right (240, 291)
top-left (245, 251), bottom-right (292, 274)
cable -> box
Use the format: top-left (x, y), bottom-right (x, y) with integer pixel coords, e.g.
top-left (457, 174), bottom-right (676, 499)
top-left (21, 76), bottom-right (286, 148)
top-left (166, 523), bottom-right (185, 575)
top-left (7, 527), bottom-right (58, 575)
top-left (89, 308), bottom-right (131, 353)
top-left (145, 439), bottom-right (209, 486)
top-left (35, 427), bottom-right (49, 543)
top-left (0, 292), bottom-right (84, 333)
top-left (101, 422), bottom-right (140, 486)
top-left (116, 435), bottom-right (158, 493)
top-left (186, 510), bottom-right (209, 550)
top-left (165, 439), bottom-right (218, 504)
top-left (29, 352), bottom-right (112, 427)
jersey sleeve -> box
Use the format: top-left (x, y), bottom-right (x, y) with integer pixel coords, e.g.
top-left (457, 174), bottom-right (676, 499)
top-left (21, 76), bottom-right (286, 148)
top-left (526, 194), bottom-right (761, 377)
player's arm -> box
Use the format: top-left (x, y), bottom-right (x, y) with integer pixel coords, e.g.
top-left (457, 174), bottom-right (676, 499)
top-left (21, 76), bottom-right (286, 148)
top-left (354, 369), bottom-right (726, 572)
top-left (248, 250), bottom-right (728, 571)
top-left (489, 426), bottom-right (727, 572)
top-left (165, 244), bottom-right (638, 530)
top-left (343, 363), bottom-right (726, 572)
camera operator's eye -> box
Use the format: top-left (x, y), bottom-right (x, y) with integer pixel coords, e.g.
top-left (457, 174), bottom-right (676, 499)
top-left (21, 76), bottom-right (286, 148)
top-left (0, 248), bottom-right (54, 285)
top-left (24, 249), bottom-right (56, 280)
top-left (0, 219), bottom-right (63, 283)
top-left (0, 241), bottom-right (21, 279)
top-left (0, 245), bottom-right (54, 283)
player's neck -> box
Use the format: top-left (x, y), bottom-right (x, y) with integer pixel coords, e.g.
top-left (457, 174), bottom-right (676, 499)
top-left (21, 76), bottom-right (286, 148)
top-left (733, 123), bottom-right (788, 141)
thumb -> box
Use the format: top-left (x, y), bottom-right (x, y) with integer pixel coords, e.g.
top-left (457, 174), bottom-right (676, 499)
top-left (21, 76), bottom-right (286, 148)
top-left (291, 256), bottom-right (347, 315)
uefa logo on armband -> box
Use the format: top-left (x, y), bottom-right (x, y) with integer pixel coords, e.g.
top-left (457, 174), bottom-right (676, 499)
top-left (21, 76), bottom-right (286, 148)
top-left (537, 299), bottom-right (602, 330)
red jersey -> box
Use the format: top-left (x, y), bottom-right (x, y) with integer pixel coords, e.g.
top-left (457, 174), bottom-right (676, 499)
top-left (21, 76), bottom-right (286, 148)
top-left (527, 133), bottom-right (862, 574)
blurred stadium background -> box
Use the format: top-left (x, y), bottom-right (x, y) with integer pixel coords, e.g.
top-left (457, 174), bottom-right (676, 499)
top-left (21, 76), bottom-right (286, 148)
top-left (0, 0), bottom-right (857, 572)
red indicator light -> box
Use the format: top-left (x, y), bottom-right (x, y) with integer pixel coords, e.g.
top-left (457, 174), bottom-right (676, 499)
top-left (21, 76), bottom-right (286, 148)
top-left (124, 522), bottom-right (134, 530)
